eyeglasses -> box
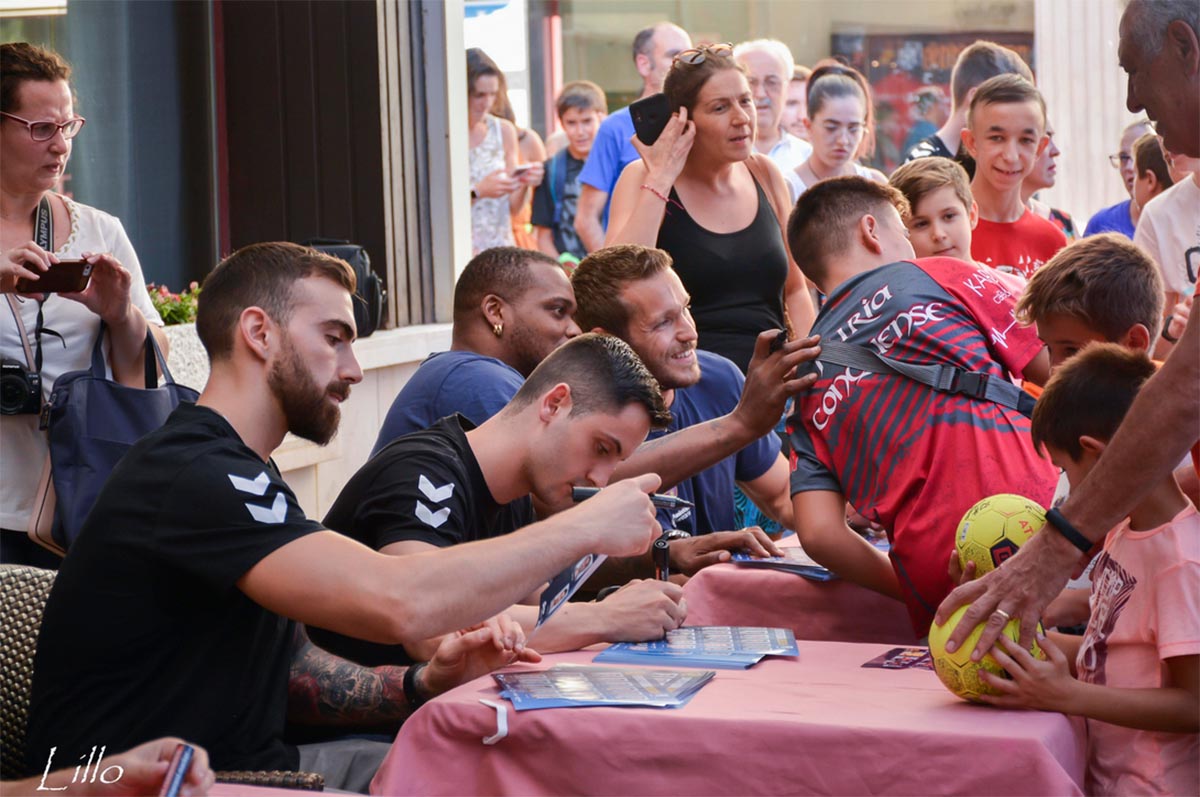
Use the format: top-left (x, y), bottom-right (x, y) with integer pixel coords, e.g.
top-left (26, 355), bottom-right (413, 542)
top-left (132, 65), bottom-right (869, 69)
top-left (674, 42), bottom-right (734, 66)
top-left (0, 112), bottom-right (86, 142)
top-left (1108, 152), bottom-right (1133, 168)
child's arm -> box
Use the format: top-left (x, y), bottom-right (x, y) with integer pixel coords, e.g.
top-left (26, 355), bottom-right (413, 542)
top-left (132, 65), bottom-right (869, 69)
top-left (981, 634), bottom-right (1199, 733)
top-left (793, 489), bottom-right (903, 601)
top-left (1042, 588), bottom-right (1091, 630)
top-left (534, 226), bottom-right (560, 258)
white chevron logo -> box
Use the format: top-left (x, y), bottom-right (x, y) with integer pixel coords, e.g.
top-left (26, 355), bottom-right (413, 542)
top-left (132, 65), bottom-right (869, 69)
top-left (245, 492), bottom-right (288, 524)
top-left (229, 471), bottom-right (270, 496)
top-left (418, 475), bottom-right (454, 503)
top-left (415, 500), bottom-right (451, 529)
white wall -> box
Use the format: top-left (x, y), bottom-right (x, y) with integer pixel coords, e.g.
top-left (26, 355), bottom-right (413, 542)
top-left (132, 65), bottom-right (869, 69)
top-left (1034, 0), bottom-right (1136, 229)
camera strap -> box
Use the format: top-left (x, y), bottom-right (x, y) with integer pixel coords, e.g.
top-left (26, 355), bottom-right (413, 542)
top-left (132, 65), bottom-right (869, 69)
top-left (5, 295), bottom-right (36, 372)
top-left (29, 195), bottom-right (64, 371)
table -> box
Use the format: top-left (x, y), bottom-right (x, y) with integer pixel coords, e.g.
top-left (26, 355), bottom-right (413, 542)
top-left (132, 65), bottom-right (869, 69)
top-left (371, 642), bottom-right (1086, 796)
top-left (682, 560), bottom-right (919, 645)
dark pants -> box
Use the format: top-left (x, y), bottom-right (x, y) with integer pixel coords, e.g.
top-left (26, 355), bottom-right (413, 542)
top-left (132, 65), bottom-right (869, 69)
top-left (1, 530), bottom-right (61, 569)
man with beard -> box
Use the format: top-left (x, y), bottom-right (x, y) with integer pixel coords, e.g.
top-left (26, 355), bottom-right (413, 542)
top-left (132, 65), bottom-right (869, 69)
top-left (26, 243), bottom-right (665, 792)
top-left (571, 244), bottom-right (795, 537)
top-left (372, 246), bottom-right (580, 453)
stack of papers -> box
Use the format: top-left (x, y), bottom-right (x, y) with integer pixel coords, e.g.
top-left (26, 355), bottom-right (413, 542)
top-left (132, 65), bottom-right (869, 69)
top-left (595, 626), bottom-right (799, 670)
top-left (493, 665), bottom-right (714, 710)
top-left (731, 548), bottom-right (836, 581)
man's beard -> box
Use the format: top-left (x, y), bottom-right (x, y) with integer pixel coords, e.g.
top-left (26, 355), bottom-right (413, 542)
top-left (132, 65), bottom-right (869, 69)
top-left (267, 338), bottom-right (349, 445)
top-left (507, 324), bottom-right (558, 377)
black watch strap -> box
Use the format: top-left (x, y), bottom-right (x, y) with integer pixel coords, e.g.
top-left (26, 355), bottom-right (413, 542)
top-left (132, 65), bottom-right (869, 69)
top-left (403, 661), bottom-right (430, 709)
top-left (1045, 508), bottom-right (1094, 554)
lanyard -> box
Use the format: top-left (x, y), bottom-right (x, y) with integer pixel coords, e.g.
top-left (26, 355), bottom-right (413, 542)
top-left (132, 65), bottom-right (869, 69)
top-left (30, 196), bottom-right (63, 371)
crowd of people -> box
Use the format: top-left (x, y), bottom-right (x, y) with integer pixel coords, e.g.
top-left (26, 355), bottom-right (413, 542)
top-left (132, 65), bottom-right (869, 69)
top-left (1, 0), bottom-right (1197, 793)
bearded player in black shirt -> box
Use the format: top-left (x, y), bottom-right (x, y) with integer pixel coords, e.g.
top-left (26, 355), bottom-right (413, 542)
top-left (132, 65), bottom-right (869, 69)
top-left (26, 242), bottom-right (667, 793)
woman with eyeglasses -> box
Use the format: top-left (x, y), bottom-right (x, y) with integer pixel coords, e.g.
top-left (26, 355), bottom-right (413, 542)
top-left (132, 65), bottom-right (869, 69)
top-left (605, 43), bottom-right (815, 374)
top-left (0, 42), bottom-right (164, 566)
top-left (786, 64), bottom-right (887, 203)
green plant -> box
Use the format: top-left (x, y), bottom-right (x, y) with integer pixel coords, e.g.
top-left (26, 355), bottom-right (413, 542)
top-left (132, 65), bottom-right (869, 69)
top-left (146, 281), bottom-right (201, 325)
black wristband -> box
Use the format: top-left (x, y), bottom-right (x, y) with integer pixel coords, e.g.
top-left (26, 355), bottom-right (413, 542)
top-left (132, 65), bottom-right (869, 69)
top-left (1045, 507), bottom-right (1094, 554)
top-left (403, 661), bottom-right (430, 709)
top-left (1162, 326), bottom-right (1179, 344)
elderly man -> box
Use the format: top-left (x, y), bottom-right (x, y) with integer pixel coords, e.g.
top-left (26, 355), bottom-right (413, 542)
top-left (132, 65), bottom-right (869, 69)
top-left (734, 39), bottom-right (813, 174)
top-left (574, 22), bottom-right (692, 253)
top-left (938, 0), bottom-right (1200, 657)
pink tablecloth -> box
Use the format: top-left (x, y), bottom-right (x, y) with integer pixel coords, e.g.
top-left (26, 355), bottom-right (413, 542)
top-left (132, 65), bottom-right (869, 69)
top-left (682, 560), bottom-right (919, 645)
top-left (371, 642), bottom-right (1086, 796)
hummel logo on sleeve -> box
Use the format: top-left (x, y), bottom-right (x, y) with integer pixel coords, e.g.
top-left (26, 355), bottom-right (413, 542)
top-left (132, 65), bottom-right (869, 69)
top-left (418, 474), bottom-right (454, 503)
top-left (415, 501), bottom-right (451, 528)
top-left (245, 492), bottom-right (288, 525)
top-left (228, 471), bottom-right (271, 496)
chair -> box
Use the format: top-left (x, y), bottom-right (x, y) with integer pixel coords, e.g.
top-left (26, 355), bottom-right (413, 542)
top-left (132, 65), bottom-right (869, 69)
top-left (0, 564), bottom-right (323, 791)
top-left (0, 564), bottom-right (56, 781)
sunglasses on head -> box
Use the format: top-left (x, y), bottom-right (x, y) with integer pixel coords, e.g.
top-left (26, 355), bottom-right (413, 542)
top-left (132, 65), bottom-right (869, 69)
top-left (674, 42), bottom-right (734, 66)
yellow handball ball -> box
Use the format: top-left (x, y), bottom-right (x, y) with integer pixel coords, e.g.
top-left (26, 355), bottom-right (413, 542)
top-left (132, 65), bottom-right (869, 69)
top-left (928, 604), bottom-right (1046, 703)
top-left (955, 493), bottom-right (1046, 576)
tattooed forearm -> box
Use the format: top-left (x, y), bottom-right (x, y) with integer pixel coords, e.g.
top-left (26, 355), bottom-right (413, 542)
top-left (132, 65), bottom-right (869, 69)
top-left (287, 626), bottom-right (411, 726)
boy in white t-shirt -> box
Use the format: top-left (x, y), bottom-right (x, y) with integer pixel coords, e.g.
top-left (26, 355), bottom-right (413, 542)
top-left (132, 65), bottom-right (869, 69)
top-left (1133, 156), bottom-right (1200, 313)
top-left (982, 343), bottom-right (1198, 796)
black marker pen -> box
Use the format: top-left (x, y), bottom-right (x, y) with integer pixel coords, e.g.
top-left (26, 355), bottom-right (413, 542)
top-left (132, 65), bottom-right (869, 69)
top-left (571, 485), bottom-right (694, 510)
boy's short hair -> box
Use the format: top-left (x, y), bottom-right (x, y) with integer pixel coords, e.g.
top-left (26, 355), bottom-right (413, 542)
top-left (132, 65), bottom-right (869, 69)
top-left (1031, 343), bottom-right (1156, 460)
top-left (967, 74), bottom-right (1046, 129)
top-left (1133, 132), bottom-right (1175, 190)
top-left (949, 41), bottom-right (1034, 109)
top-left (792, 65), bottom-right (812, 82)
top-left (507, 332), bottom-right (671, 430)
top-left (888, 158), bottom-right (973, 219)
top-left (787, 176), bottom-right (909, 285)
top-left (556, 80), bottom-right (607, 119)
top-left (571, 244), bottom-right (673, 336)
top-left (197, 242), bottom-right (357, 362)
top-left (1016, 233), bottom-right (1164, 341)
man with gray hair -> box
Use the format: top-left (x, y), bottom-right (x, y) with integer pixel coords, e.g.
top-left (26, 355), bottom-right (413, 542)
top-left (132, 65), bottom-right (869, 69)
top-left (734, 39), bottom-right (812, 174)
top-left (574, 22), bottom-right (692, 253)
top-left (1118, 0), bottom-right (1199, 158)
top-left (937, 0), bottom-right (1200, 662)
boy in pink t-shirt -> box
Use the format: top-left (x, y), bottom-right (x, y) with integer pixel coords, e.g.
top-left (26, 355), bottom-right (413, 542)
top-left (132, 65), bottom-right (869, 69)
top-left (982, 344), bottom-right (1199, 796)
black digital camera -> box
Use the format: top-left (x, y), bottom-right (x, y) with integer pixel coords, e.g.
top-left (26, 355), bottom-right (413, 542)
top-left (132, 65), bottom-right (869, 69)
top-left (0, 357), bottom-right (41, 415)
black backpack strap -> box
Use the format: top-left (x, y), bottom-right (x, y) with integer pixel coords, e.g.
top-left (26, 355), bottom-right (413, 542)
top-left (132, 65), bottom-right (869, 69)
top-left (818, 340), bottom-right (1036, 418)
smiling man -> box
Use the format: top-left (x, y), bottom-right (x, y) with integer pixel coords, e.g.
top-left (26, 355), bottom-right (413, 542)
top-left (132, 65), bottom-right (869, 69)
top-left (1119, 0), bottom-right (1200, 159)
top-left (734, 39), bottom-right (812, 174)
top-left (26, 243), bottom-right (665, 791)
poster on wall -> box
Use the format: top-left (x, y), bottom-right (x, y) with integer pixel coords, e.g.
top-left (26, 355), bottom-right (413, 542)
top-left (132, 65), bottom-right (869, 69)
top-left (831, 31), bottom-right (1035, 174)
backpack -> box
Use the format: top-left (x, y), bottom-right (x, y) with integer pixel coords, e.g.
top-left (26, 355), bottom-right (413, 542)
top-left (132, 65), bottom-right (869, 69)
top-left (545, 150), bottom-right (571, 228)
top-left (301, 238), bottom-right (386, 337)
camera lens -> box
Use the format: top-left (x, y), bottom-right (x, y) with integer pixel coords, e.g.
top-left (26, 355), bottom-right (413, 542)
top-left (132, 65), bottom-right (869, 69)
top-left (1, 373), bottom-right (26, 413)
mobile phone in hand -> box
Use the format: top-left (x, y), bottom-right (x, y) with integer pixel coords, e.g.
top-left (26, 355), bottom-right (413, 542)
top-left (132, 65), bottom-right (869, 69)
top-left (158, 743), bottom-right (194, 797)
top-left (631, 93), bottom-right (672, 146)
top-left (511, 164), bottom-right (534, 177)
top-left (15, 258), bottom-right (92, 293)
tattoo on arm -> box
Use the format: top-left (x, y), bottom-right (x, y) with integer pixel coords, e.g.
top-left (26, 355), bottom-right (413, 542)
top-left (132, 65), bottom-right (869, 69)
top-left (287, 625), bottom-right (412, 727)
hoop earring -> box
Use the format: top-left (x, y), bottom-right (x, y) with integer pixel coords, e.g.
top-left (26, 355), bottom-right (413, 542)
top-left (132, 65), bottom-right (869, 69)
top-left (493, 323), bottom-right (503, 338)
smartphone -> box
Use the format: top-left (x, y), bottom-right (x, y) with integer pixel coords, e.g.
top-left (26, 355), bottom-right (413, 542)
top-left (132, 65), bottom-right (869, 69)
top-left (15, 258), bottom-right (92, 293)
top-left (630, 92), bottom-right (672, 146)
top-left (158, 743), bottom-right (194, 797)
top-left (511, 163), bottom-right (534, 177)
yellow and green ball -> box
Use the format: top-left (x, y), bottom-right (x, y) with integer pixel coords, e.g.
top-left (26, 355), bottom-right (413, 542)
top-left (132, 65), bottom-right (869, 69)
top-left (956, 493), bottom-right (1046, 576)
top-left (928, 604), bottom-right (1045, 703)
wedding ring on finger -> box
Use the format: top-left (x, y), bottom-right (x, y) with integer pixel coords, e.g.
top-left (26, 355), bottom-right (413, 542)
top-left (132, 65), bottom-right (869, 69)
top-left (992, 608), bottom-right (1012, 622)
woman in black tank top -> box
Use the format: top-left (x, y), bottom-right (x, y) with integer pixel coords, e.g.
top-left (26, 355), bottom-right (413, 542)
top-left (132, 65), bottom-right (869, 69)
top-left (603, 43), bottom-right (815, 374)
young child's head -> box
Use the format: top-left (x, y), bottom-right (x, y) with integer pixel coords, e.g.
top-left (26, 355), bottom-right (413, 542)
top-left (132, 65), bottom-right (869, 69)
top-left (1132, 132), bottom-right (1175, 210)
top-left (1031, 343), bottom-right (1156, 489)
top-left (555, 80), bottom-right (607, 158)
top-left (787, 176), bottom-right (912, 293)
top-left (889, 158), bottom-right (978, 260)
top-left (1016, 233), bottom-right (1164, 370)
top-left (962, 74), bottom-right (1048, 197)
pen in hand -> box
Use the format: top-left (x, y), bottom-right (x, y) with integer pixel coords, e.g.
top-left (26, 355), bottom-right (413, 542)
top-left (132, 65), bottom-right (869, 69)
top-left (571, 485), bottom-right (695, 510)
